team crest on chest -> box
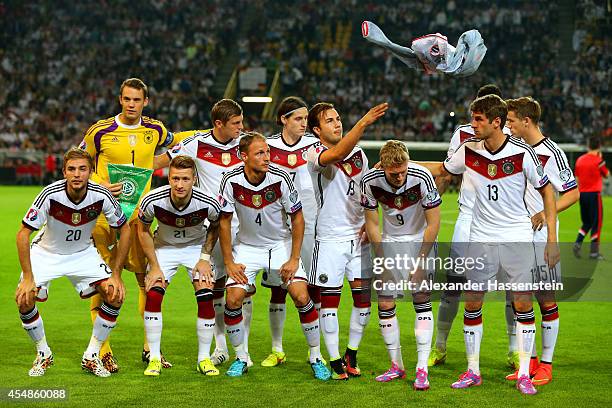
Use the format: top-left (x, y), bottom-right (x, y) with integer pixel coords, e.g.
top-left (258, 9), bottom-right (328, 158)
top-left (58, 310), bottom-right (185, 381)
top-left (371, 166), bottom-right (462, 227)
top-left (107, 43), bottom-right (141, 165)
top-left (221, 153), bottom-right (231, 166)
top-left (502, 162), bottom-right (514, 175)
top-left (252, 195), bottom-right (262, 207)
top-left (343, 163), bottom-right (353, 174)
top-left (176, 218), bottom-right (185, 227)
top-left (87, 208), bottom-right (98, 220)
top-left (288, 154), bottom-right (297, 167)
top-left (265, 190), bottom-right (276, 202)
top-left (72, 213), bottom-right (81, 224)
top-left (190, 215), bottom-right (202, 225)
top-left (394, 196), bottom-right (403, 208)
top-left (144, 131), bottom-right (154, 144)
top-left (406, 191), bottom-right (418, 203)
top-left (487, 164), bottom-right (497, 177)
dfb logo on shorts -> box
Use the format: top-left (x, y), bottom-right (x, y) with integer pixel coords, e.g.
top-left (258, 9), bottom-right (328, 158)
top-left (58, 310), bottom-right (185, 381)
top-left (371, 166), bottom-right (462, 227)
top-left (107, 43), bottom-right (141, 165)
top-left (319, 274), bottom-right (328, 284)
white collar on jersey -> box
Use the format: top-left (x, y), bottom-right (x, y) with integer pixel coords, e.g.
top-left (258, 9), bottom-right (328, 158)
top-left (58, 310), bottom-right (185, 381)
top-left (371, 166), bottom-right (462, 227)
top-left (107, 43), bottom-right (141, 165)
top-left (115, 114), bottom-right (141, 129)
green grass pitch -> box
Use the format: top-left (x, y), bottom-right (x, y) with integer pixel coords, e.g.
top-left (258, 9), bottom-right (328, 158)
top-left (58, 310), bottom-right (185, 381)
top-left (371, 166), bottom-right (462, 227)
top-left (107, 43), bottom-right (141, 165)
top-left (0, 186), bottom-right (610, 407)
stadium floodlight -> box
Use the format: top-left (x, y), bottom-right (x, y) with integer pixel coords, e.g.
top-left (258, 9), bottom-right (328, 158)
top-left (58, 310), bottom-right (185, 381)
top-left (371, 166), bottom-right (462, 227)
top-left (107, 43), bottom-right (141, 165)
top-left (242, 96), bottom-right (272, 103)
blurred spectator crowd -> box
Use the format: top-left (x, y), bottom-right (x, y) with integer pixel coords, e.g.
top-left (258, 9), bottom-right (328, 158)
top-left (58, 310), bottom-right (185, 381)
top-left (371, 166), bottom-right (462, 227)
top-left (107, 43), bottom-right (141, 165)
top-left (0, 0), bottom-right (609, 181)
top-left (250, 0), bottom-right (609, 144)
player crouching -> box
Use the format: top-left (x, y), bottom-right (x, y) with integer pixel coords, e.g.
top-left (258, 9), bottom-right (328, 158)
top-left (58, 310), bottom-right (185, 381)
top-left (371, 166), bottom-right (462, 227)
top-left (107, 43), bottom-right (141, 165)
top-left (138, 156), bottom-right (222, 376)
top-left (361, 141), bottom-right (441, 390)
top-left (218, 132), bottom-right (330, 380)
top-left (15, 148), bottom-right (130, 377)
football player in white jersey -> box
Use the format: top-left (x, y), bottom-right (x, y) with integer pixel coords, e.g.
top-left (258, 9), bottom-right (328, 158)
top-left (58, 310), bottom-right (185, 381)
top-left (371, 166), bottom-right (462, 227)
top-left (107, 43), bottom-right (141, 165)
top-left (429, 84), bottom-right (519, 369)
top-left (262, 96), bottom-right (323, 367)
top-left (16, 148), bottom-right (130, 378)
top-left (218, 132), bottom-right (330, 380)
top-left (361, 141), bottom-right (441, 390)
top-left (138, 156), bottom-right (222, 377)
top-left (306, 101), bottom-right (388, 380)
top-left (425, 95), bottom-right (559, 395)
top-left (154, 99), bottom-right (247, 367)
top-left (504, 97), bottom-right (578, 385)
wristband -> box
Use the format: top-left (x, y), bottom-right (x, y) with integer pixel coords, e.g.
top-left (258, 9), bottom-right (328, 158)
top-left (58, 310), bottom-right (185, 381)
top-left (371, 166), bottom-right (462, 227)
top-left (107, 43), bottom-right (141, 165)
top-left (200, 253), bottom-right (211, 262)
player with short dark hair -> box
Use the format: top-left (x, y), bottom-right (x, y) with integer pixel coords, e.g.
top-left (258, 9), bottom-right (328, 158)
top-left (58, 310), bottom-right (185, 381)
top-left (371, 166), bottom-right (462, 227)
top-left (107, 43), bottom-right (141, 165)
top-left (423, 94), bottom-right (559, 395)
top-left (80, 77), bottom-right (180, 371)
top-left (505, 96), bottom-right (579, 385)
top-left (218, 132), bottom-right (330, 380)
top-left (16, 148), bottom-right (130, 377)
top-left (138, 155), bottom-right (222, 377)
top-left (261, 96), bottom-right (323, 367)
top-left (306, 102), bottom-right (388, 380)
top-left (429, 85), bottom-right (516, 369)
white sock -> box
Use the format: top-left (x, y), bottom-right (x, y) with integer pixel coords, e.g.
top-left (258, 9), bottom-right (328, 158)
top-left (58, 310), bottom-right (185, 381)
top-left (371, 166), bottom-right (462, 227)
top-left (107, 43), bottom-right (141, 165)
top-left (517, 322), bottom-right (536, 377)
top-left (378, 309), bottom-right (403, 370)
top-left (541, 318), bottom-right (559, 363)
top-left (197, 318), bottom-right (215, 361)
top-left (348, 306), bottom-right (371, 350)
top-left (505, 299), bottom-right (517, 353)
top-left (301, 320), bottom-right (322, 362)
top-left (320, 308), bottom-right (340, 360)
top-left (143, 311), bottom-right (162, 360)
top-left (226, 319), bottom-right (247, 361)
top-left (242, 298), bottom-right (253, 354)
top-left (434, 293), bottom-right (459, 351)
top-left (414, 308), bottom-right (434, 372)
top-left (464, 307), bottom-right (483, 376)
top-left (213, 295), bottom-right (228, 352)
top-left (22, 314), bottom-right (51, 356)
top-left (269, 302), bottom-right (286, 352)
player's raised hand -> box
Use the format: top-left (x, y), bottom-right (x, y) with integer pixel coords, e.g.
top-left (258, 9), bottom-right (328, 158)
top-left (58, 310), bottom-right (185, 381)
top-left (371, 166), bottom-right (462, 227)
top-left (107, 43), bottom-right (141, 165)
top-left (279, 258), bottom-right (299, 283)
top-left (100, 180), bottom-right (123, 197)
top-left (15, 278), bottom-right (36, 308)
top-left (357, 103), bottom-right (389, 128)
top-left (194, 259), bottom-right (214, 288)
top-left (544, 241), bottom-right (560, 268)
top-left (144, 267), bottom-right (165, 293)
top-left (226, 262), bottom-right (247, 285)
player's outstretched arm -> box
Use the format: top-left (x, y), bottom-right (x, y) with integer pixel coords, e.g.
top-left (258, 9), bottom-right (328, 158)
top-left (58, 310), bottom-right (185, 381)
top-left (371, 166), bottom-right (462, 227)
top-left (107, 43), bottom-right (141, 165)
top-left (532, 188), bottom-right (579, 231)
top-left (319, 103), bottom-right (388, 166)
top-left (153, 153), bottom-right (171, 170)
top-left (280, 210), bottom-right (304, 282)
top-left (15, 226), bottom-right (36, 308)
top-left (414, 161), bottom-right (447, 178)
top-left (538, 184), bottom-right (560, 267)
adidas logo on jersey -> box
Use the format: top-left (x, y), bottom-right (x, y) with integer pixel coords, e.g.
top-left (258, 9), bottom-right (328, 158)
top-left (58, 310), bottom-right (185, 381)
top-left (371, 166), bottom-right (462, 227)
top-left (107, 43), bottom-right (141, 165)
top-left (204, 152), bottom-right (213, 158)
top-left (111, 136), bottom-right (119, 143)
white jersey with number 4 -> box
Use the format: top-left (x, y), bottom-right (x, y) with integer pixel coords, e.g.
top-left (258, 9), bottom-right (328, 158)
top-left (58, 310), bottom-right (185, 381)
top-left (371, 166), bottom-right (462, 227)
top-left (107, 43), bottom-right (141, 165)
top-left (525, 137), bottom-right (577, 218)
top-left (443, 136), bottom-right (549, 242)
top-left (307, 145), bottom-right (368, 241)
top-left (447, 124), bottom-right (512, 216)
top-left (138, 185), bottom-right (221, 248)
top-left (360, 163), bottom-right (441, 241)
top-left (219, 165), bottom-right (302, 248)
top-left (22, 180), bottom-right (126, 255)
